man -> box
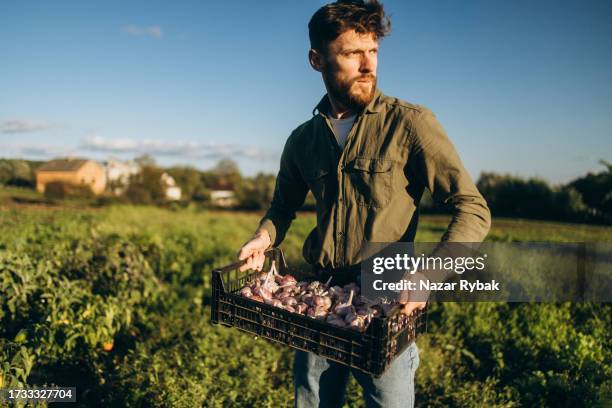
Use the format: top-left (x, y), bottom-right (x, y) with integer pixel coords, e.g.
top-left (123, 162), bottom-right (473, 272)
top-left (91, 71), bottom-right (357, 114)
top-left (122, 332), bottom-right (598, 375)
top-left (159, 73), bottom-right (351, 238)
top-left (238, 1), bottom-right (491, 407)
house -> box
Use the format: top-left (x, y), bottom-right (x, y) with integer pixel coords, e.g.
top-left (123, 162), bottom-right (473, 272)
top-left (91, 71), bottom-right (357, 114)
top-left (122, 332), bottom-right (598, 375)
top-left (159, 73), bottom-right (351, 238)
top-left (104, 159), bottom-right (140, 195)
top-left (210, 183), bottom-right (236, 207)
top-left (36, 158), bottom-right (107, 195)
top-left (161, 172), bottom-right (182, 201)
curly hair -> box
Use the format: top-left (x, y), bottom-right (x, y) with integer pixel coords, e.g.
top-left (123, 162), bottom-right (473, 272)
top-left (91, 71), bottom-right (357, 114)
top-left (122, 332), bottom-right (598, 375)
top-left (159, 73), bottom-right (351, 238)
top-left (308, 0), bottom-right (391, 53)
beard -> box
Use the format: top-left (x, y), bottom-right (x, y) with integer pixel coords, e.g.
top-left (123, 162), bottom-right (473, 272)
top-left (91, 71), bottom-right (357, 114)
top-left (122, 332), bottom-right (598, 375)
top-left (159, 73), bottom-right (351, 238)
top-left (325, 71), bottom-right (377, 113)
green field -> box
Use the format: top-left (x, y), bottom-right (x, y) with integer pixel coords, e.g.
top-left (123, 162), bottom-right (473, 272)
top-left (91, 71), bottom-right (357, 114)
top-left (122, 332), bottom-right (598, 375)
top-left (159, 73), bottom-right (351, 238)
top-left (1, 203), bottom-right (611, 407)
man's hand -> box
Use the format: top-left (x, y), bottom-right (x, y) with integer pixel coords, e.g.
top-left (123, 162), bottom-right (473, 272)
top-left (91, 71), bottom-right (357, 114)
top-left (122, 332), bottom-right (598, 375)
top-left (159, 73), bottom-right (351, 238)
top-left (400, 300), bottom-right (427, 316)
top-left (238, 230), bottom-right (271, 272)
top-left (399, 271), bottom-right (430, 315)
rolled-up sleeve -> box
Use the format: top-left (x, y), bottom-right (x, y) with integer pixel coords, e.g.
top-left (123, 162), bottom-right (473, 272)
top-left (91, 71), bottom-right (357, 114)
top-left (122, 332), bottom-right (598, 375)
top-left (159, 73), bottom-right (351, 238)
top-left (408, 108), bottom-right (491, 242)
top-left (257, 131), bottom-right (309, 247)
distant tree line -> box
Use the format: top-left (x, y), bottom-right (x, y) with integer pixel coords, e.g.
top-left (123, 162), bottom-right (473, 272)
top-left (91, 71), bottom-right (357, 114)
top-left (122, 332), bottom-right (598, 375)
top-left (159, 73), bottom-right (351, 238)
top-left (420, 160), bottom-right (611, 225)
top-left (1, 157), bottom-right (610, 224)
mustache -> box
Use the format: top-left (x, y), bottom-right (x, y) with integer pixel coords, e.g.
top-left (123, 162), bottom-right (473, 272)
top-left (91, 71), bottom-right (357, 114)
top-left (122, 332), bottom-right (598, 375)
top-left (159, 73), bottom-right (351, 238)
top-left (353, 74), bottom-right (376, 82)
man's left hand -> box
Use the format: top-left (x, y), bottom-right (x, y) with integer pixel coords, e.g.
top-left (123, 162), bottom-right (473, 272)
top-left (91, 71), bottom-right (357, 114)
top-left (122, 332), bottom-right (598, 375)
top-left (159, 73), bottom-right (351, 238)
top-left (399, 271), bottom-right (430, 315)
top-left (399, 300), bottom-right (427, 316)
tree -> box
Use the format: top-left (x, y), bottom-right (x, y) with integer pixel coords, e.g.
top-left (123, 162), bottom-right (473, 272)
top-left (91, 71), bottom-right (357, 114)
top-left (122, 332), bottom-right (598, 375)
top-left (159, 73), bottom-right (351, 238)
top-left (0, 159), bottom-right (35, 187)
top-left (567, 160), bottom-right (612, 215)
top-left (554, 187), bottom-right (587, 217)
top-left (124, 165), bottom-right (165, 204)
top-left (476, 172), bottom-right (590, 221)
top-left (0, 160), bottom-right (12, 184)
top-left (235, 173), bottom-right (276, 210)
top-left (209, 158), bottom-right (242, 187)
top-left (134, 154), bottom-right (156, 168)
top-left (212, 158), bottom-right (240, 176)
top-left (166, 166), bottom-right (206, 201)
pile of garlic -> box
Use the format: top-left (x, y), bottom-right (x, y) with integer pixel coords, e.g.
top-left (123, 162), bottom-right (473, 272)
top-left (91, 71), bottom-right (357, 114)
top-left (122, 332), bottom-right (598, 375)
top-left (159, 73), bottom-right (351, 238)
top-left (239, 261), bottom-right (398, 332)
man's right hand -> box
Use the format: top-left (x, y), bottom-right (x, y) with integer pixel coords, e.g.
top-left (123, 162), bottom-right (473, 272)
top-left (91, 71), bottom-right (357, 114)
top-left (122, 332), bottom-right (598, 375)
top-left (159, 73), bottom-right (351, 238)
top-left (237, 230), bottom-right (271, 272)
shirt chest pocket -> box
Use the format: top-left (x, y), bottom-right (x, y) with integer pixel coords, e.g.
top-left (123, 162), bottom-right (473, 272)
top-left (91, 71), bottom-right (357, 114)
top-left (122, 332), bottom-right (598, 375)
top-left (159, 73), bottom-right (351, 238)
top-left (346, 157), bottom-right (394, 209)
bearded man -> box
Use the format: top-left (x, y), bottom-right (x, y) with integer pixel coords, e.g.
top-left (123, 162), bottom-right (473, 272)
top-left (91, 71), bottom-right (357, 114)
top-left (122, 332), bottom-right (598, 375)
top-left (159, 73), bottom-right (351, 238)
top-left (237, 1), bottom-right (491, 407)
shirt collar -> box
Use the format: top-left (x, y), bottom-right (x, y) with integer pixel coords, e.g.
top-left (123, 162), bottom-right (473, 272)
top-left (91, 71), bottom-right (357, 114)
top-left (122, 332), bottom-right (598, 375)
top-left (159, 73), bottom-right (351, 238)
top-left (312, 88), bottom-right (383, 117)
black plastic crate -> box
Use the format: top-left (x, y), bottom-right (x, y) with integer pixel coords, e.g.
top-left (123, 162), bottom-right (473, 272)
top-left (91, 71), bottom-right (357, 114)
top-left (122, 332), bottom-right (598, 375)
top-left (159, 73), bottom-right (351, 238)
top-left (210, 248), bottom-right (426, 377)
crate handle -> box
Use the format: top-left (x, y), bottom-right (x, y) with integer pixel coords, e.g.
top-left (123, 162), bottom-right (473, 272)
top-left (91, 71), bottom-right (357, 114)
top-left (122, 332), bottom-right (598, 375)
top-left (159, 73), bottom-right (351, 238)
top-left (213, 247), bottom-right (285, 274)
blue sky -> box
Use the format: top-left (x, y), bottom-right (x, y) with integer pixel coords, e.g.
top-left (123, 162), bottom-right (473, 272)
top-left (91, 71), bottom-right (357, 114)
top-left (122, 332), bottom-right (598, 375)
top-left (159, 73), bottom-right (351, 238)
top-left (1, 0), bottom-right (611, 184)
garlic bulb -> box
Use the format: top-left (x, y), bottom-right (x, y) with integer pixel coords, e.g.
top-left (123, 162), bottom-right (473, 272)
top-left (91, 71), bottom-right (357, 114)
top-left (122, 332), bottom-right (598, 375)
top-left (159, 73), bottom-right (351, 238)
top-left (328, 285), bottom-right (344, 299)
top-left (265, 298), bottom-right (283, 308)
top-left (280, 274), bottom-right (297, 286)
top-left (254, 285), bottom-right (273, 301)
top-left (312, 295), bottom-right (332, 310)
top-left (282, 297), bottom-right (297, 307)
top-left (306, 307), bottom-right (328, 320)
top-left (333, 290), bottom-right (355, 317)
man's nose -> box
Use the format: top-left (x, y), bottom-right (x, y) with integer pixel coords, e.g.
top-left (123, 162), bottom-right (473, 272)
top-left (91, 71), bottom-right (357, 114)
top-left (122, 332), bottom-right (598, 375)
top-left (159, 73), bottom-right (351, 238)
top-left (360, 53), bottom-right (376, 73)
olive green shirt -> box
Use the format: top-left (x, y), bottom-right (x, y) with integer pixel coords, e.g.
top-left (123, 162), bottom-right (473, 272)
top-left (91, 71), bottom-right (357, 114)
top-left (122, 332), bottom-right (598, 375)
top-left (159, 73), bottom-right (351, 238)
top-left (257, 89), bottom-right (491, 269)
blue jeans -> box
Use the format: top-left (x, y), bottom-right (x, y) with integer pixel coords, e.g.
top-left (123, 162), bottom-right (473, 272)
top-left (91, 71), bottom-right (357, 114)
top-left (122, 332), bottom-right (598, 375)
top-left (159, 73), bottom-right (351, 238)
top-left (294, 342), bottom-right (420, 408)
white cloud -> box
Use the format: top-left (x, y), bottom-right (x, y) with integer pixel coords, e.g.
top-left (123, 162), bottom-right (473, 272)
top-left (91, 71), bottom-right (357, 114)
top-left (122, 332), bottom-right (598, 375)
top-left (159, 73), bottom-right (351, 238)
top-left (81, 136), bottom-right (276, 161)
top-left (0, 119), bottom-right (54, 134)
top-left (2, 142), bottom-right (76, 159)
top-left (19, 145), bottom-right (73, 157)
top-left (121, 25), bottom-right (163, 38)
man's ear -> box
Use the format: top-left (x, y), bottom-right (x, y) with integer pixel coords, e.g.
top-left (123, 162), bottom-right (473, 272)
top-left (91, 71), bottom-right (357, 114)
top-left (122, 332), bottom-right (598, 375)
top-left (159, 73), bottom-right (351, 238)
top-left (309, 49), bottom-right (325, 72)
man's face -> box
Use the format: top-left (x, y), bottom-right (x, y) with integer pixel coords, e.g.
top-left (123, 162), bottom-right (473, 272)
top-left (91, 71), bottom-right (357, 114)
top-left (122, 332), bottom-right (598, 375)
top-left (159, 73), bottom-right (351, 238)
top-left (320, 29), bottom-right (379, 112)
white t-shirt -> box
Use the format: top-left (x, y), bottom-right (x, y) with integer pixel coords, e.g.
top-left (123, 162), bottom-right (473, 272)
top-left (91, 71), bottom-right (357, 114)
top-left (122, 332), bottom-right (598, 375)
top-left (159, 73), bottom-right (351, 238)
top-left (330, 115), bottom-right (356, 149)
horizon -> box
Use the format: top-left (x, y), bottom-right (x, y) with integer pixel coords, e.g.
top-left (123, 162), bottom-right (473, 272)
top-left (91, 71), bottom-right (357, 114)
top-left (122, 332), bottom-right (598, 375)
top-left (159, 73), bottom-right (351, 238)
top-left (2, 154), bottom-right (608, 187)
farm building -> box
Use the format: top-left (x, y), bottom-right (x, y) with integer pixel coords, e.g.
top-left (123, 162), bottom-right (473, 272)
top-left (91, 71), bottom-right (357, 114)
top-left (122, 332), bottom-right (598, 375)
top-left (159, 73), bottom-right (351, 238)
top-left (161, 172), bottom-right (182, 201)
top-left (104, 159), bottom-right (140, 195)
top-left (36, 158), bottom-right (107, 195)
top-left (209, 183), bottom-right (236, 207)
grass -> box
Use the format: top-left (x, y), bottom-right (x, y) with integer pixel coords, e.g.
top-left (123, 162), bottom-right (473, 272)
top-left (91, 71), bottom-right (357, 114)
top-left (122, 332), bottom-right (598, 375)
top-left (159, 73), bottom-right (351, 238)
top-left (1, 201), bottom-right (611, 407)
